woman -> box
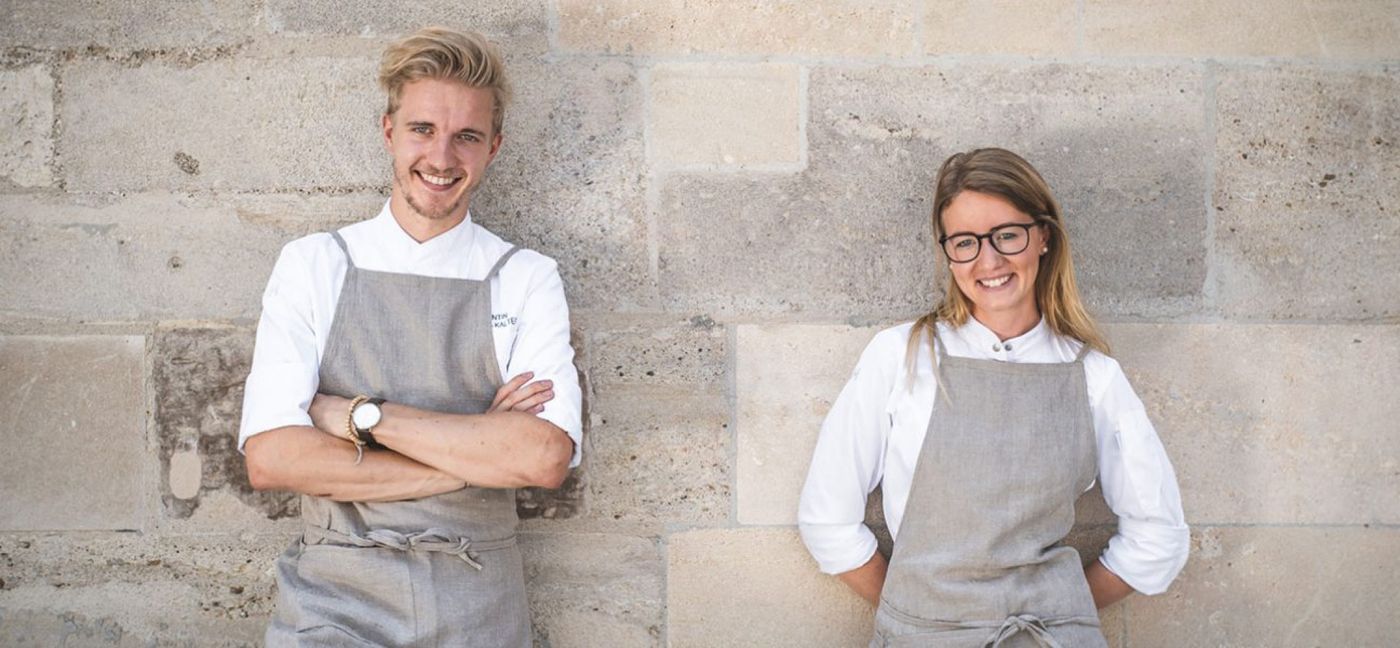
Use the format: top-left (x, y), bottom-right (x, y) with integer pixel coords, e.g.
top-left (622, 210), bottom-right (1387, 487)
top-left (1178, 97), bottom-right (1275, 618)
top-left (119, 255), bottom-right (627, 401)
top-left (798, 148), bottom-right (1189, 647)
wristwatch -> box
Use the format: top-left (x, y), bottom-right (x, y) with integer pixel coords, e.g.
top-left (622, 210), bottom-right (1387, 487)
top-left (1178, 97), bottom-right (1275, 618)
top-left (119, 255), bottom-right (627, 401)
top-left (351, 397), bottom-right (387, 449)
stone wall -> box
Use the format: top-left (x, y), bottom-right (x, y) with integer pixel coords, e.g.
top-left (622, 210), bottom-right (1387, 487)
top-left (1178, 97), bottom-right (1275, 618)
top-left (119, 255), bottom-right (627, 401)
top-left (2, 2), bottom-right (1396, 646)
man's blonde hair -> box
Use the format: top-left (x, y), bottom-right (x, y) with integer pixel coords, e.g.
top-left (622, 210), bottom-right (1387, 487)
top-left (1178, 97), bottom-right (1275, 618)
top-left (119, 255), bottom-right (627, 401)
top-left (378, 26), bottom-right (511, 134)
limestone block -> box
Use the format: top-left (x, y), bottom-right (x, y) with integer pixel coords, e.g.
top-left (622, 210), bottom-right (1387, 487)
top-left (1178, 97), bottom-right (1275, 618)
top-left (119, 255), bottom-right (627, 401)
top-left (1126, 526), bottom-right (1400, 645)
top-left (659, 64), bottom-right (1207, 317)
top-left (1108, 323), bottom-right (1400, 524)
top-left (0, 1), bottom-right (256, 50)
top-left (265, 0), bottom-right (549, 52)
top-left (1214, 67), bottom-right (1400, 320)
top-left (521, 532), bottom-right (663, 648)
top-left (1085, 0), bottom-right (1400, 60)
top-left (585, 390), bottom-right (730, 525)
top-left (736, 324), bottom-right (878, 524)
top-left (648, 63), bottom-right (803, 170)
top-left (60, 58), bottom-right (383, 192)
top-left (0, 194), bottom-right (299, 320)
top-left (470, 59), bottom-right (658, 311)
top-left (587, 316), bottom-right (726, 391)
top-left (0, 533), bottom-right (288, 644)
top-left (667, 528), bottom-right (872, 647)
top-left (0, 67), bottom-right (54, 187)
top-left (558, 0), bottom-right (916, 58)
top-left (152, 327), bottom-right (299, 533)
top-left (922, 0), bottom-right (1077, 56)
top-left (0, 336), bottom-right (145, 531)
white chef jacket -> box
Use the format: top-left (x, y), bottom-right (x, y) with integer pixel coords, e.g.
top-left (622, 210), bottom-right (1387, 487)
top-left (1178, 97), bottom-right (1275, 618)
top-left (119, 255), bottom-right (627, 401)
top-left (238, 201), bottom-right (583, 467)
top-left (797, 317), bottom-right (1189, 595)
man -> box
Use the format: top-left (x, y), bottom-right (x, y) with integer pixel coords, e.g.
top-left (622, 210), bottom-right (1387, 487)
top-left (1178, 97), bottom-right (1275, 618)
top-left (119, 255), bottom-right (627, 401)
top-left (238, 26), bottom-right (582, 647)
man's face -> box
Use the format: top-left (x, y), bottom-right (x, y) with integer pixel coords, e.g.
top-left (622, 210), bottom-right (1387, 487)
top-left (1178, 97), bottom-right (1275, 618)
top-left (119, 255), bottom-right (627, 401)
top-left (383, 78), bottom-right (502, 225)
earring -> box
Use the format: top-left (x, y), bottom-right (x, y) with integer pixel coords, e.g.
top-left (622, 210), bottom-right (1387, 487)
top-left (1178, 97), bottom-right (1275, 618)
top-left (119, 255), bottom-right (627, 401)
top-left (1040, 246), bottom-right (1048, 254)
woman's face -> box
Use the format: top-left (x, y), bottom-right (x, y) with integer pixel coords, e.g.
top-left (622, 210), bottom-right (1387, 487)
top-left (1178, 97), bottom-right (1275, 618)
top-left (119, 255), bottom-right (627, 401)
top-left (940, 190), bottom-right (1049, 328)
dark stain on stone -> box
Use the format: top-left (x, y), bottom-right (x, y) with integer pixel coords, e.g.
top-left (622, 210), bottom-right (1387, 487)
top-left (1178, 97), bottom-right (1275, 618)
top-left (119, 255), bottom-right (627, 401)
top-left (167, 255), bottom-right (183, 270)
top-left (153, 328), bottom-right (298, 520)
top-left (688, 314), bottom-right (717, 329)
top-left (173, 151), bottom-right (200, 175)
top-left (517, 470), bottom-right (584, 520)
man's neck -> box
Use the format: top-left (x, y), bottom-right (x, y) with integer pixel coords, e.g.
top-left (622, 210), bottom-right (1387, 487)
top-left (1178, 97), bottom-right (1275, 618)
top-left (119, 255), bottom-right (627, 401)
top-left (388, 194), bottom-right (469, 243)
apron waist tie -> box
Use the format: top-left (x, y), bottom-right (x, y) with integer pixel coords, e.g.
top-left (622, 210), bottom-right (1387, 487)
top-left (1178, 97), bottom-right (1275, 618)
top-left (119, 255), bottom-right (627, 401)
top-left (303, 525), bottom-right (516, 571)
top-left (982, 613), bottom-right (1094, 648)
top-left (880, 603), bottom-right (1097, 648)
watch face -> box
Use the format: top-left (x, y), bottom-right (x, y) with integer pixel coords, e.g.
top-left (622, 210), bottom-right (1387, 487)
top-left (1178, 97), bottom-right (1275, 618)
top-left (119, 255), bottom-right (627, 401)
top-left (352, 402), bottom-right (382, 430)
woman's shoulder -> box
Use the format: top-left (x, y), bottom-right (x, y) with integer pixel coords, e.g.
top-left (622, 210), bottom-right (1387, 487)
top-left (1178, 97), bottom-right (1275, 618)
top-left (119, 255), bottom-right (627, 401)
top-left (1067, 339), bottom-right (1136, 406)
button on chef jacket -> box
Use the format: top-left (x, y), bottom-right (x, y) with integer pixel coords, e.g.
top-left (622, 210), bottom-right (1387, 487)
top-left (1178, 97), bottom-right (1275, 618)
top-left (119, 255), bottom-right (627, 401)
top-left (238, 201), bottom-right (583, 467)
top-left (798, 318), bottom-right (1189, 595)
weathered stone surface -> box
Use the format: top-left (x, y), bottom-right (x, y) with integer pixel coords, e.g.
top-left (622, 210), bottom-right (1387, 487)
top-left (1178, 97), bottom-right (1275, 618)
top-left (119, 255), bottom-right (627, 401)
top-left (472, 58), bottom-right (657, 311)
top-left (517, 471), bottom-right (586, 521)
top-left (522, 532), bottom-right (663, 648)
top-left (1085, 0), bottom-right (1400, 60)
top-left (736, 325), bottom-right (877, 524)
top-left (1126, 526), bottom-right (1400, 645)
top-left (668, 528), bottom-right (872, 647)
top-left (0, 194), bottom-right (302, 320)
top-left (558, 0), bottom-right (917, 58)
top-left (0, 66), bottom-right (54, 188)
top-left (152, 327), bottom-right (300, 532)
top-left (922, 0), bottom-right (1077, 56)
top-left (0, 336), bottom-right (145, 531)
top-left (60, 57), bottom-right (383, 192)
top-left (659, 64), bottom-right (1208, 317)
top-left (0, 1), bottom-right (256, 50)
top-left (0, 533), bottom-right (287, 645)
top-left (587, 316), bottom-right (726, 391)
top-left (585, 390), bottom-right (730, 525)
top-left (1214, 67), bottom-right (1400, 320)
top-left (649, 63), bottom-right (802, 170)
top-left (265, 0), bottom-right (549, 52)
top-left (1109, 323), bottom-right (1400, 525)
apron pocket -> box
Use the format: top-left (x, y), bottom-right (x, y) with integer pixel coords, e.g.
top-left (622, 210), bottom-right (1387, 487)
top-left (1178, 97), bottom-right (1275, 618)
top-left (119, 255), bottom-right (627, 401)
top-left (292, 543), bottom-right (415, 645)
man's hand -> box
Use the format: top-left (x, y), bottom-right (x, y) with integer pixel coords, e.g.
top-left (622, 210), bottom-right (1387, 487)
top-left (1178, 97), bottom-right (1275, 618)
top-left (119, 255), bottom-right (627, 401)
top-left (309, 393), bottom-right (354, 440)
top-left (488, 372), bottom-right (554, 414)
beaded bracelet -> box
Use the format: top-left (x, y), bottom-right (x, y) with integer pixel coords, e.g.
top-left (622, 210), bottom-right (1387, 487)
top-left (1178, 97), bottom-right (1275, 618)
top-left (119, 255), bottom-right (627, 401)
top-left (345, 395), bottom-right (370, 465)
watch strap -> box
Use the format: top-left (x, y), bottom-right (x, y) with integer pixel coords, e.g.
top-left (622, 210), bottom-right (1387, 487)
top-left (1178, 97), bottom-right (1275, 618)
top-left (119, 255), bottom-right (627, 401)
top-left (355, 397), bottom-right (387, 450)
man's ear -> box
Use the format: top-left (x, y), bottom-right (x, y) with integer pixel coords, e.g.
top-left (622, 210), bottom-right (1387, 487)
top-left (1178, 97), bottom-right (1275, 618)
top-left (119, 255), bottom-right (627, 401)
top-left (381, 113), bottom-right (395, 151)
top-left (487, 132), bottom-right (504, 165)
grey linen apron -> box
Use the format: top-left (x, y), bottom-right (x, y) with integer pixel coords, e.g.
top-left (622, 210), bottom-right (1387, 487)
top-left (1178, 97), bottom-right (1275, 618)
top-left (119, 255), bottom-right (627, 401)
top-left (872, 328), bottom-right (1107, 648)
top-left (266, 231), bottom-right (530, 648)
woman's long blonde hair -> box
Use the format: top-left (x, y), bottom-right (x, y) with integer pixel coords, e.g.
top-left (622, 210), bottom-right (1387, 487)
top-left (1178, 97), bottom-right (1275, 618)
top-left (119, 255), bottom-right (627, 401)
top-left (906, 148), bottom-right (1109, 374)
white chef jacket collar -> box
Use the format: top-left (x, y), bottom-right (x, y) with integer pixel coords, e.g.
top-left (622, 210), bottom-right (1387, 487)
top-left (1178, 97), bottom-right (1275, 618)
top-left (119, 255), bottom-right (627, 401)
top-left (371, 200), bottom-right (477, 261)
top-left (960, 314), bottom-right (1050, 358)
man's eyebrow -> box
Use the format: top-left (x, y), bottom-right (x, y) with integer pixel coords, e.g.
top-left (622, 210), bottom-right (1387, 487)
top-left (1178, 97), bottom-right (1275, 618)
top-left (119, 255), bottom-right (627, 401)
top-left (405, 120), bottom-right (435, 129)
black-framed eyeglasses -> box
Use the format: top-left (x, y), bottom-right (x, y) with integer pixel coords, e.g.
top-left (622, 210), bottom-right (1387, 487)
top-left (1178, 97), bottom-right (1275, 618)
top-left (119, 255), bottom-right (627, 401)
top-left (938, 221), bottom-right (1043, 264)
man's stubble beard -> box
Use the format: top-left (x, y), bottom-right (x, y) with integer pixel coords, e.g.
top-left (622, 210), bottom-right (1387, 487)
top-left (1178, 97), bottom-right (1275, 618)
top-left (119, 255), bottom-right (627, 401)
top-left (395, 163), bottom-right (473, 222)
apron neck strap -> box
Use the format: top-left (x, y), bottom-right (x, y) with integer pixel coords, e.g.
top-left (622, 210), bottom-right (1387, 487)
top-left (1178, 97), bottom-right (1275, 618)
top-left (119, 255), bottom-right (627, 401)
top-left (1073, 339), bottom-right (1091, 362)
top-left (486, 246), bottom-right (521, 280)
top-left (330, 231), bottom-right (356, 269)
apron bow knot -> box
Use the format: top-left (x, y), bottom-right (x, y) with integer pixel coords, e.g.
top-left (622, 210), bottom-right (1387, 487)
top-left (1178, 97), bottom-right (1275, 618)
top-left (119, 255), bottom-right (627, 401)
top-left (985, 613), bottom-right (1064, 648)
top-left (360, 528), bottom-right (485, 570)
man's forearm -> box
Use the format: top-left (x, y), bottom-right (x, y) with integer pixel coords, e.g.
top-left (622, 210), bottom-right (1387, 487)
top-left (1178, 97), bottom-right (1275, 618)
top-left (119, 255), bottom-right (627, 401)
top-left (838, 551), bottom-right (889, 605)
top-left (372, 404), bottom-right (573, 489)
top-left (245, 425), bottom-right (466, 502)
